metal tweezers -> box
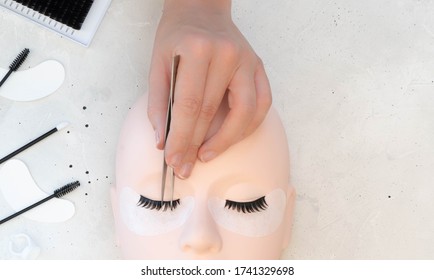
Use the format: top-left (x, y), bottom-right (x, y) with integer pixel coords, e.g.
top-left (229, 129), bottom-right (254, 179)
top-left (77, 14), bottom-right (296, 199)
top-left (161, 55), bottom-right (180, 208)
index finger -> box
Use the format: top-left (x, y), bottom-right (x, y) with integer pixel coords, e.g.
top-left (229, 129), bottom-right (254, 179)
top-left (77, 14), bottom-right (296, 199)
top-left (148, 55), bottom-right (171, 149)
top-left (165, 53), bottom-right (210, 168)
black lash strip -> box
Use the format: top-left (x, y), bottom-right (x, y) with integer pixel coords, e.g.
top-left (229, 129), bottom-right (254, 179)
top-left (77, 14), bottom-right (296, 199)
top-left (137, 195), bottom-right (180, 212)
top-left (13, 0), bottom-right (94, 30)
top-left (225, 196), bottom-right (268, 213)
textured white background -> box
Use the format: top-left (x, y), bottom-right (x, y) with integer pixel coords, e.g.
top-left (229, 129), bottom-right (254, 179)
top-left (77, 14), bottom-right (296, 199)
top-left (0, 0), bottom-right (433, 259)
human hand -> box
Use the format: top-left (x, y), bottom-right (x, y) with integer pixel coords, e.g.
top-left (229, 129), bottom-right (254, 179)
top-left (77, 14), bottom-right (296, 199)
top-left (147, 0), bottom-right (272, 179)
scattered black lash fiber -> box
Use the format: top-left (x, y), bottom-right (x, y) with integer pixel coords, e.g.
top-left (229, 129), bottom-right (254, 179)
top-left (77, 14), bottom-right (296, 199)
top-left (137, 196), bottom-right (181, 212)
top-left (0, 181), bottom-right (80, 225)
top-left (225, 196), bottom-right (268, 213)
top-left (0, 48), bottom-right (30, 88)
top-left (12, 0), bottom-right (94, 30)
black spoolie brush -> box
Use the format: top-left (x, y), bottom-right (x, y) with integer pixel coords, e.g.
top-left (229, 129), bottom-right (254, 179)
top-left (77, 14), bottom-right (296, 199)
top-left (0, 48), bottom-right (30, 88)
top-left (0, 180), bottom-right (80, 225)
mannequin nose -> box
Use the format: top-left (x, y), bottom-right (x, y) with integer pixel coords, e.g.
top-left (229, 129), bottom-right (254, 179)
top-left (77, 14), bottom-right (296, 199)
top-left (179, 205), bottom-right (222, 255)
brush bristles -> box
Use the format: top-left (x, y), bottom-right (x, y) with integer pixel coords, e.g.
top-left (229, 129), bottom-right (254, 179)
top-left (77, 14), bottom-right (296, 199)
top-left (54, 181), bottom-right (80, 198)
top-left (9, 48), bottom-right (30, 71)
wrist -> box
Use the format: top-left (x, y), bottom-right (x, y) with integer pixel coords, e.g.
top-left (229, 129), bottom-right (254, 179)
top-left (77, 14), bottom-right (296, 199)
top-left (163, 0), bottom-right (232, 15)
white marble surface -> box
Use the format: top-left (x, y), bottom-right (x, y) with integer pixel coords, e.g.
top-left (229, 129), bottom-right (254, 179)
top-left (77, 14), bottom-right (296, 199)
top-left (0, 0), bottom-right (433, 259)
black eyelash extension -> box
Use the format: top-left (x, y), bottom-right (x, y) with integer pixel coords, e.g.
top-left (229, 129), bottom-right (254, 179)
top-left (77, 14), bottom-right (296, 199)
top-left (12, 0), bottom-right (94, 30)
top-left (137, 195), bottom-right (180, 212)
top-left (225, 196), bottom-right (268, 213)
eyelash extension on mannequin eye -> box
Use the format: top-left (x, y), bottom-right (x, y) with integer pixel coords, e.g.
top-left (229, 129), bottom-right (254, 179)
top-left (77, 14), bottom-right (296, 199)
top-left (225, 196), bottom-right (268, 213)
top-left (137, 195), bottom-right (180, 211)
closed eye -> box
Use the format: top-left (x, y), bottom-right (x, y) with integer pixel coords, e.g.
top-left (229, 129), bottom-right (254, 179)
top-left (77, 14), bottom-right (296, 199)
top-left (137, 195), bottom-right (180, 211)
top-left (224, 196), bottom-right (268, 213)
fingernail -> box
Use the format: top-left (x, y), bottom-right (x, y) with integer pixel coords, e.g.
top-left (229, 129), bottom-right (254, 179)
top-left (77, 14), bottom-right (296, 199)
top-left (168, 153), bottom-right (182, 168)
top-left (179, 163), bottom-right (193, 179)
top-left (200, 151), bottom-right (217, 162)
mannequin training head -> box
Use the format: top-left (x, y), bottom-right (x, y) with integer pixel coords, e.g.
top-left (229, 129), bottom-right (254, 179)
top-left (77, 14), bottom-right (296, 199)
top-left (111, 94), bottom-right (295, 259)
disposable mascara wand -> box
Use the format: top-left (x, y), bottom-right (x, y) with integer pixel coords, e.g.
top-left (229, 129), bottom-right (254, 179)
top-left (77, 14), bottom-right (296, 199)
top-left (0, 181), bottom-right (80, 225)
top-left (0, 122), bottom-right (69, 165)
top-left (0, 48), bottom-right (30, 88)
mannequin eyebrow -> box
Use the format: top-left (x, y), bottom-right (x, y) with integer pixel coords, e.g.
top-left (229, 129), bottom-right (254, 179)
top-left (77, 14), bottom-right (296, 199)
top-left (138, 173), bottom-right (162, 186)
top-left (225, 196), bottom-right (268, 213)
top-left (137, 195), bottom-right (180, 211)
top-left (212, 174), bottom-right (249, 188)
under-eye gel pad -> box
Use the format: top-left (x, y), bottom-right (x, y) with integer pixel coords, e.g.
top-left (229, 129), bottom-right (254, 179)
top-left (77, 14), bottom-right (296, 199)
top-left (208, 189), bottom-right (286, 237)
top-left (0, 60), bottom-right (65, 101)
top-left (120, 187), bottom-right (194, 236)
top-left (0, 159), bottom-right (75, 222)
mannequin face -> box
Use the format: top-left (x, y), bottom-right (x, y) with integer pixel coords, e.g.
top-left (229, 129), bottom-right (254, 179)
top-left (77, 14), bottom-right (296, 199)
top-left (112, 94), bottom-right (295, 259)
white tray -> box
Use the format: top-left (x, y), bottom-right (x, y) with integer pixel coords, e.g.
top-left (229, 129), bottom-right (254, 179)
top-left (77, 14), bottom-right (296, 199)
top-left (0, 0), bottom-right (112, 47)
